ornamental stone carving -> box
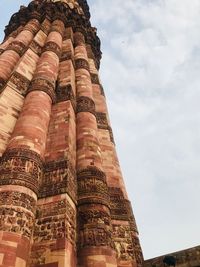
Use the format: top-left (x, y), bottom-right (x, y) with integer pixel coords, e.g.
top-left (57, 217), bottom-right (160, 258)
top-left (76, 96), bottom-right (95, 115)
top-left (28, 77), bottom-right (56, 103)
top-left (34, 199), bottom-right (76, 244)
top-left (39, 159), bottom-right (77, 202)
top-left (10, 71), bottom-right (31, 95)
top-left (56, 84), bottom-right (76, 110)
top-left (43, 41), bottom-right (61, 58)
top-left (6, 40), bottom-right (27, 56)
top-left (0, 148), bottom-right (43, 194)
top-left (75, 58), bottom-right (89, 71)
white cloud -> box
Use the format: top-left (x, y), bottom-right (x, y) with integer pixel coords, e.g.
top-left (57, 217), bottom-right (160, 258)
top-left (89, 0), bottom-right (200, 259)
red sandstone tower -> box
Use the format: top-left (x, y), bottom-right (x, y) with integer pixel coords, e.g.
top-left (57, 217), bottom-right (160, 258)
top-left (0, 1), bottom-right (143, 266)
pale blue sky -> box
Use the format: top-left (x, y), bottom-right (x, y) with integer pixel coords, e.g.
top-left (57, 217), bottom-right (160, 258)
top-left (1, 0), bottom-right (200, 260)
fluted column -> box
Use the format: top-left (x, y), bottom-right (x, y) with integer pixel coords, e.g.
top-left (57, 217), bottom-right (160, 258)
top-left (75, 31), bottom-right (117, 267)
top-left (87, 44), bottom-right (144, 267)
top-left (0, 19), bottom-right (63, 267)
top-left (0, 19), bottom-right (40, 90)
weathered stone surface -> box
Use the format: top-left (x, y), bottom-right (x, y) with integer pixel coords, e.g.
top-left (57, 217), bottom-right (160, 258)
top-left (0, 1), bottom-right (143, 267)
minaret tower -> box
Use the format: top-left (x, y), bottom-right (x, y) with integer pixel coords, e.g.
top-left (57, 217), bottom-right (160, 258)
top-left (0, 0), bottom-right (143, 266)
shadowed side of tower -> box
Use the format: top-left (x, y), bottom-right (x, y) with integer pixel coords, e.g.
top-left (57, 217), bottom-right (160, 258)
top-left (0, 1), bottom-right (143, 267)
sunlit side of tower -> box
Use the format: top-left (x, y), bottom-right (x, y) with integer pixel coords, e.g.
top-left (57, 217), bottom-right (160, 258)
top-left (0, 0), bottom-right (143, 266)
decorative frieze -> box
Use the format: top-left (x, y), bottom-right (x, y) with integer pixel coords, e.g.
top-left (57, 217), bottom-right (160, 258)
top-left (0, 206), bottom-right (35, 238)
top-left (43, 41), bottom-right (61, 58)
top-left (7, 40), bottom-right (27, 56)
top-left (0, 191), bottom-right (36, 214)
top-left (28, 77), bottom-right (56, 103)
top-left (90, 73), bottom-right (100, 84)
top-left (79, 209), bottom-right (110, 227)
top-left (56, 84), bottom-right (76, 110)
top-left (96, 113), bottom-right (115, 144)
top-left (76, 96), bottom-right (95, 116)
top-left (113, 224), bottom-right (135, 261)
top-left (75, 58), bottom-right (89, 71)
top-left (77, 167), bottom-right (109, 204)
top-left (10, 71), bottom-right (31, 95)
top-left (34, 199), bottom-right (76, 245)
top-left (30, 40), bottom-right (43, 56)
top-left (109, 187), bottom-right (130, 221)
top-left (0, 148), bottom-right (43, 194)
top-left (78, 225), bottom-right (112, 249)
top-left (39, 159), bottom-right (77, 202)
top-left (60, 51), bottom-right (73, 62)
top-left (96, 112), bottom-right (108, 126)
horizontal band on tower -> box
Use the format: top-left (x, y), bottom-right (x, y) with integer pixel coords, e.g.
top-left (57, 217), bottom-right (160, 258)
top-left (0, 148), bottom-right (43, 194)
top-left (56, 84), bottom-right (76, 110)
top-left (77, 167), bottom-right (109, 204)
top-left (75, 58), bottom-right (90, 71)
top-left (90, 73), bottom-right (100, 84)
top-left (76, 96), bottom-right (95, 115)
top-left (30, 40), bottom-right (43, 56)
top-left (6, 40), bottom-right (27, 56)
top-left (28, 77), bottom-right (56, 103)
top-left (43, 41), bottom-right (62, 58)
top-left (39, 159), bottom-right (77, 203)
top-left (9, 71), bottom-right (31, 96)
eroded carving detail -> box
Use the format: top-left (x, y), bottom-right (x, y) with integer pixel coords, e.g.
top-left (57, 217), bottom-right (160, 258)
top-left (90, 73), bottom-right (100, 84)
top-left (113, 224), bottom-right (135, 261)
top-left (79, 210), bottom-right (110, 226)
top-left (7, 40), bottom-right (27, 56)
top-left (77, 167), bottom-right (109, 204)
top-left (76, 96), bottom-right (95, 115)
top-left (34, 199), bottom-right (76, 245)
top-left (75, 58), bottom-right (89, 71)
top-left (56, 84), bottom-right (76, 110)
top-left (0, 148), bottom-right (43, 194)
top-left (109, 187), bottom-right (129, 221)
top-left (28, 77), bottom-right (56, 103)
top-left (30, 40), bottom-right (43, 56)
top-left (0, 191), bottom-right (36, 214)
top-left (79, 226), bottom-right (112, 248)
top-left (39, 159), bottom-right (77, 202)
top-left (43, 41), bottom-right (61, 58)
top-left (60, 51), bottom-right (73, 62)
top-left (9, 71), bottom-right (31, 95)
top-left (0, 207), bottom-right (34, 238)
top-left (96, 112), bottom-right (108, 126)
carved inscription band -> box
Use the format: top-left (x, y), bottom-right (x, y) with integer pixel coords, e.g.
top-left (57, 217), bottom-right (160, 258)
top-left (0, 148), bottom-right (43, 194)
top-left (75, 58), bottom-right (89, 72)
top-left (77, 167), bottom-right (109, 206)
top-left (76, 96), bottom-right (95, 116)
top-left (56, 84), bottom-right (76, 110)
top-left (28, 77), bottom-right (56, 103)
top-left (10, 71), bottom-right (31, 95)
top-left (6, 40), bottom-right (27, 56)
top-left (43, 41), bottom-right (61, 58)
